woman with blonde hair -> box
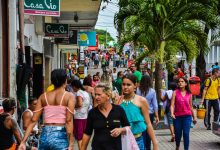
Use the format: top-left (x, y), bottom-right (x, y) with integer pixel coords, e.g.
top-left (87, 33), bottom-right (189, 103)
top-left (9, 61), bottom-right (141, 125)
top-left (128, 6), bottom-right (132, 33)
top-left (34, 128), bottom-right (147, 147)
top-left (81, 83), bottom-right (130, 150)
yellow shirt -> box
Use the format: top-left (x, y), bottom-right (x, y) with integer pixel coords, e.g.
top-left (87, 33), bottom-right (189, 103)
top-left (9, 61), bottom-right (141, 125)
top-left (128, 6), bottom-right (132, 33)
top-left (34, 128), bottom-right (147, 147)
top-left (47, 84), bottom-right (55, 92)
top-left (204, 78), bottom-right (220, 100)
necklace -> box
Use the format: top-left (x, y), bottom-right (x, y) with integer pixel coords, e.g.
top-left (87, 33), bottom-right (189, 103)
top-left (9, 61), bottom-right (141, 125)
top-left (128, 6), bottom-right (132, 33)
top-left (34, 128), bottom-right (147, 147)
top-left (123, 95), bottom-right (135, 106)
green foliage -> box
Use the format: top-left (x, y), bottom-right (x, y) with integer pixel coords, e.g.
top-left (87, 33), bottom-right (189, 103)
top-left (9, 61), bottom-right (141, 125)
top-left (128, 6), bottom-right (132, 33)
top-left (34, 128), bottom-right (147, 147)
top-left (115, 0), bottom-right (220, 67)
top-left (95, 29), bottom-right (115, 45)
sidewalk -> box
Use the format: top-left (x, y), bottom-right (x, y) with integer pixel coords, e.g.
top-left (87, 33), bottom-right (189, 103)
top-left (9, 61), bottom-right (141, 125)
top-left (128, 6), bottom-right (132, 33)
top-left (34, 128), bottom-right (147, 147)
top-left (156, 118), bottom-right (220, 150)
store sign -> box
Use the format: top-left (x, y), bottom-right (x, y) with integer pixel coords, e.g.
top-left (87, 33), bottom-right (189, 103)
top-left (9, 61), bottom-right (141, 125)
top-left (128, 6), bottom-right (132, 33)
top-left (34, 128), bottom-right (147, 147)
top-left (45, 23), bottom-right (69, 37)
top-left (78, 31), bottom-right (96, 46)
top-left (24, 0), bottom-right (60, 16)
top-left (55, 29), bottom-right (78, 44)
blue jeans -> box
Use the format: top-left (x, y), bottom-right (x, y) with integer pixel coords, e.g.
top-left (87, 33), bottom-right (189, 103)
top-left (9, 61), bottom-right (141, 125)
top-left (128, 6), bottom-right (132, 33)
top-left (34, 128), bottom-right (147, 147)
top-left (173, 115), bottom-right (192, 150)
top-left (136, 135), bottom-right (145, 150)
top-left (38, 126), bottom-right (69, 150)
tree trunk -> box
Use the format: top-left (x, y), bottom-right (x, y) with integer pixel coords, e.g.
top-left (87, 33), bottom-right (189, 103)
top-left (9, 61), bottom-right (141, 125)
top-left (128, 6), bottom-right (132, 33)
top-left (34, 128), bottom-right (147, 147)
top-left (155, 40), bottom-right (165, 118)
top-left (196, 26), bottom-right (209, 83)
top-left (196, 51), bottom-right (206, 82)
top-left (155, 61), bottom-right (163, 118)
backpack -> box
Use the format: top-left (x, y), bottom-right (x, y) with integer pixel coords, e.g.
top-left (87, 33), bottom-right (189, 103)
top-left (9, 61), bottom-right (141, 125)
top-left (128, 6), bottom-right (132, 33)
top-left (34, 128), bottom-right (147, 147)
top-left (204, 77), bottom-right (219, 90)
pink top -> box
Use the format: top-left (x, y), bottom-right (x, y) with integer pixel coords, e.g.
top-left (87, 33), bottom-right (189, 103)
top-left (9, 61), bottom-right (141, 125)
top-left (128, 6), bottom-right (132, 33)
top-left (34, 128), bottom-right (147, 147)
top-left (43, 92), bottom-right (73, 124)
top-left (174, 89), bottom-right (192, 117)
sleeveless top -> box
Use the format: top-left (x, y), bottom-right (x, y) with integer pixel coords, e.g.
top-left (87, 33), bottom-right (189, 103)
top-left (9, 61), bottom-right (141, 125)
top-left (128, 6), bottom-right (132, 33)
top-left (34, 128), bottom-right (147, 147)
top-left (74, 90), bottom-right (91, 119)
top-left (174, 89), bottom-right (192, 117)
top-left (20, 109), bottom-right (39, 133)
top-left (35, 92), bottom-right (73, 124)
top-left (120, 99), bottom-right (147, 134)
top-left (0, 114), bottom-right (14, 149)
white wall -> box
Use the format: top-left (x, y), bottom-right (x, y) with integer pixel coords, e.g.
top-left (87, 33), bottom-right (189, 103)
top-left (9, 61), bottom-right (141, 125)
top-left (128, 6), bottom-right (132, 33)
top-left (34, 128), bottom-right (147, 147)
top-left (51, 44), bottom-right (57, 69)
top-left (205, 45), bottom-right (220, 71)
top-left (24, 24), bottom-right (43, 53)
top-left (8, 0), bottom-right (17, 98)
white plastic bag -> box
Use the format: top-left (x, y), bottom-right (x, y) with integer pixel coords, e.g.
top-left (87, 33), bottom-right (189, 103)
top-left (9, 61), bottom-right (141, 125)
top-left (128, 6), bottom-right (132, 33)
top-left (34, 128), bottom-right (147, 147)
top-left (121, 127), bottom-right (140, 150)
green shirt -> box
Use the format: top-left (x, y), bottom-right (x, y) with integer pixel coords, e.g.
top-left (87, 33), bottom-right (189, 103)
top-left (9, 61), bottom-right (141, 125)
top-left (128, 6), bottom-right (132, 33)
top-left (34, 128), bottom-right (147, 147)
top-left (113, 78), bottom-right (122, 95)
top-left (133, 70), bottom-right (142, 82)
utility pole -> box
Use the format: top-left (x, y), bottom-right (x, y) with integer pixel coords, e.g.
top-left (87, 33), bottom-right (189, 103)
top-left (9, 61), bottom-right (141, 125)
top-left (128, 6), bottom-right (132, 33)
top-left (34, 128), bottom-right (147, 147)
top-left (106, 28), bottom-right (108, 50)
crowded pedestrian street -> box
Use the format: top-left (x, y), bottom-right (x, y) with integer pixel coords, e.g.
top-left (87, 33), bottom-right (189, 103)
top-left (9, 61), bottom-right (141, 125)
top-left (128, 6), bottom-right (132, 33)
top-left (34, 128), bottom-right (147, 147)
top-left (1, 0), bottom-right (220, 150)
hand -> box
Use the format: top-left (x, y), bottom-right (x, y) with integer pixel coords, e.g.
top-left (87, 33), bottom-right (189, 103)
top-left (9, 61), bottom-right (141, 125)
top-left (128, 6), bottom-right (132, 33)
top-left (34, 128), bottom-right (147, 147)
top-left (110, 128), bottom-right (123, 137)
top-left (18, 142), bottom-right (26, 150)
top-left (193, 119), bottom-right (197, 125)
top-left (171, 113), bottom-right (176, 119)
top-left (200, 99), bottom-right (204, 105)
top-left (68, 144), bottom-right (74, 150)
top-left (155, 117), bottom-right (159, 125)
top-left (153, 142), bottom-right (159, 150)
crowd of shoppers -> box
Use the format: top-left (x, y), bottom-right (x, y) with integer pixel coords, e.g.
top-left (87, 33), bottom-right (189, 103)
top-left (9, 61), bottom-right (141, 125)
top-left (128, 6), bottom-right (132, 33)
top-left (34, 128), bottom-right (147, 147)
top-left (1, 60), bottom-right (219, 150)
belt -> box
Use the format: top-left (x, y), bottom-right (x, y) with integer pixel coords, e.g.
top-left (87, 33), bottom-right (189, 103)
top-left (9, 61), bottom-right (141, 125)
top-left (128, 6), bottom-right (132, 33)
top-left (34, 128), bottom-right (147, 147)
top-left (134, 133), bottom-right (142, 138)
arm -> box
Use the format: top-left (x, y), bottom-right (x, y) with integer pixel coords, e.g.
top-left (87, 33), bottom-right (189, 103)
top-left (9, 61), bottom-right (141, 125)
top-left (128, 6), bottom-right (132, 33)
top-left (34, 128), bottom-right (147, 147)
top-left (141, 99), bottom-right (158, 150)
top-left (66, 94), bottom-right (75, 149)
top-left (81, 134), bottom-right (91, 150)
top-left (9, 117), bottom-right (22, 144)
top-left (218, 83), bottom-right (220, 98)
top-left (152, 91), bottom-right (159, 125)
top-left (190, 95), bottom-right (196, 123)
top-left (170, 91), bottom-right (176, 119)
top-left (75, 96), bottom-right (83, 108)
top-left (111, 107), bottom-right (130, 137)
top-left (201, 87), bottom-right (208, 104)
top-left (22, 111), bottom-right (32, 131)
top-left (20, 96), bottom-right (43, 144)
top-left (81, 110), bottom-right (93, 150)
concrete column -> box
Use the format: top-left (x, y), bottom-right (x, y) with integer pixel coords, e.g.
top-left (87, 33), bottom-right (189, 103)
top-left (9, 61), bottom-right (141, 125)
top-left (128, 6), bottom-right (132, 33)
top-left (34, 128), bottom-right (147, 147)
top-left (212, 46), bottom-right (215, 64)
top-left (8, 0), bottom-right (17, 98)
top-left (217, 46), bottom-right (220, 63)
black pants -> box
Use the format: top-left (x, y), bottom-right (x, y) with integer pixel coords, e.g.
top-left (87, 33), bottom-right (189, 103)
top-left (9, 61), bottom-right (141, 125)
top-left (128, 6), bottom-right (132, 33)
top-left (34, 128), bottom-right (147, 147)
top-left (204, 99), bottom-right (220, 127)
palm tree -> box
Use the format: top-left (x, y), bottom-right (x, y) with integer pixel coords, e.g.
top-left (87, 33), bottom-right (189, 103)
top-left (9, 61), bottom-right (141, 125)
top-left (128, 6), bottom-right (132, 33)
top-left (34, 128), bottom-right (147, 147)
top-left (196, 0), bottom-right (220, 83)
top-left (115, 0), bottom-right (220, 116)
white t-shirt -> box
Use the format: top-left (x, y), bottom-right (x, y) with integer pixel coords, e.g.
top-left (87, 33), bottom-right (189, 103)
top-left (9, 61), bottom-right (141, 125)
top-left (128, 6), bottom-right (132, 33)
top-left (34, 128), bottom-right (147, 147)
top-left (74, 90), bottom-right (91, 119)
top-left (112, 73), bottom-right (117, 81)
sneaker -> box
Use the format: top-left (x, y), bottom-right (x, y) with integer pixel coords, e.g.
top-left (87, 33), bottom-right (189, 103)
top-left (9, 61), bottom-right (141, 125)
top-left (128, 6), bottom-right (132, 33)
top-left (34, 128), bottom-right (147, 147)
top-left (207, 126), bottom-right (211, 130)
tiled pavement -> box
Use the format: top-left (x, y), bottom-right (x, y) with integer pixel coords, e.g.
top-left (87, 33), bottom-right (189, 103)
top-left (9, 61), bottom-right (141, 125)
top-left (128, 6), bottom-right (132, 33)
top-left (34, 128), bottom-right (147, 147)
top-left (156, 118), bottom-right (220, 150)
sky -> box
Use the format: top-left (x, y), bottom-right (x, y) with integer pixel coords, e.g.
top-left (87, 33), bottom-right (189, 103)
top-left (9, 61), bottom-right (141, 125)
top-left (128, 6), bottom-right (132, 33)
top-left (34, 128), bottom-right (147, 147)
top-left (95, 0), bottom-right (119, 41)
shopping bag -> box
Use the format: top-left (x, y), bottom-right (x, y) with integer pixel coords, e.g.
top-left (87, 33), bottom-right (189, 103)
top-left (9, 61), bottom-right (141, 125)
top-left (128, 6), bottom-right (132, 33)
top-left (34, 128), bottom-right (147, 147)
top-left (121, 127), bottom-right (140, 150)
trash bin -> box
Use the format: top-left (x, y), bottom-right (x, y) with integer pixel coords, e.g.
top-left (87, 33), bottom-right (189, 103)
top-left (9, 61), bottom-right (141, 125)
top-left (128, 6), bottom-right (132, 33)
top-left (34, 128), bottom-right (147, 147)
top-left (189, 76), bottom-right (201, 96)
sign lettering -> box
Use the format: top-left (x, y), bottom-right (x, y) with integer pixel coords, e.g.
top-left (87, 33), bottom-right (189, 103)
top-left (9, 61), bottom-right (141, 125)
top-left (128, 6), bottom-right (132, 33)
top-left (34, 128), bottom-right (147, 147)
top-left (24, 0), bottom-right (60, 16)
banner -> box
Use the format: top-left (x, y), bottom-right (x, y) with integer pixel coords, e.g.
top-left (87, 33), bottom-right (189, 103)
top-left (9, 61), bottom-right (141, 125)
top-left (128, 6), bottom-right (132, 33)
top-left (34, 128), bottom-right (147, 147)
top-left (78, 31), bottom-right (96, 46)
top-left (24, 0), bottom-right (60, 16)
top-left (55, 29), bottom-right (78, 44)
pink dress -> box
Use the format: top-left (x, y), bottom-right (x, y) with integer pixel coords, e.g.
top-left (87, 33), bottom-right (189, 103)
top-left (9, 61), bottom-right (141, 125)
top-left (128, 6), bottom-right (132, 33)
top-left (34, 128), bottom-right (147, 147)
top-left (174, 89), bottom-right (192, 117)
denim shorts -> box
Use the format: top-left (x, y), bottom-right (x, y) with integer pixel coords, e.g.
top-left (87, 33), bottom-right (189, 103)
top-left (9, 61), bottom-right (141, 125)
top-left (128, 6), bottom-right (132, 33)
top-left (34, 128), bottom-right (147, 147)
top-left (38, 126), bottom-right (69, 150)
top-left (136, 135), bottom-right (145, 150)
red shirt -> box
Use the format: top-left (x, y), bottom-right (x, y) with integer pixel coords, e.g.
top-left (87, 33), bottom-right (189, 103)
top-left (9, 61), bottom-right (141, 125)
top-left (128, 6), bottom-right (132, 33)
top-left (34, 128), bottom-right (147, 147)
top-left (177, 71), bottom-right (185, 78)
